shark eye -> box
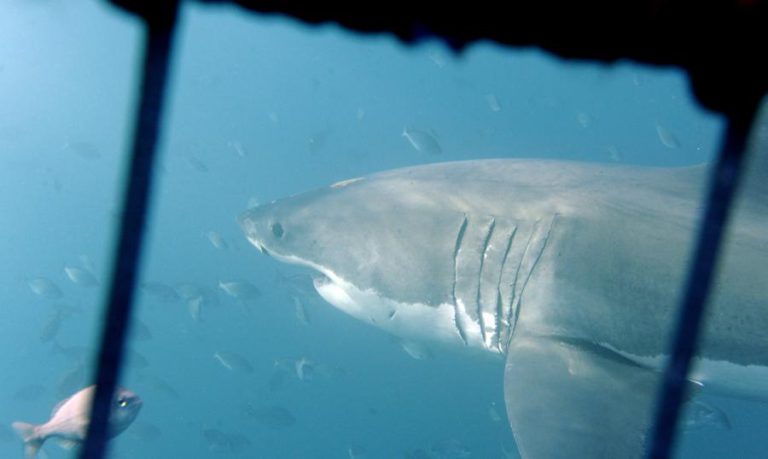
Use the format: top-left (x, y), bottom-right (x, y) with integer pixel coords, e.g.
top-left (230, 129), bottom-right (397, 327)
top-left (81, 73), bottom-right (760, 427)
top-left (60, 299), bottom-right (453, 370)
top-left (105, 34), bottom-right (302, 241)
top-left (271, 222), bottom-right (284, 239)
top-left (117, 397), bottom-right (129, 408)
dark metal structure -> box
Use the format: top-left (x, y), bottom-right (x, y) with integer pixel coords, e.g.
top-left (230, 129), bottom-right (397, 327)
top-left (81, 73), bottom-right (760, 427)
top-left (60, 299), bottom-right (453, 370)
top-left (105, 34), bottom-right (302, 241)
top-left (82, 1), bottom-right (766, 458)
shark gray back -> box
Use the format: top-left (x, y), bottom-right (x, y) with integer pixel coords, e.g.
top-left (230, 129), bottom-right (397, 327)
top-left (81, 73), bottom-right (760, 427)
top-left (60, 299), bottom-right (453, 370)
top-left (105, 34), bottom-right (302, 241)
top-left (239, 158), bottom-right (767, 458)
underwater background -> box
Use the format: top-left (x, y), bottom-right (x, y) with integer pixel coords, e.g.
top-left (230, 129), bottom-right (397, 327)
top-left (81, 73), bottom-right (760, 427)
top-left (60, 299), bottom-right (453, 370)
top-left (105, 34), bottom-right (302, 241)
top-left (0, 1), bottom-right (765, 458)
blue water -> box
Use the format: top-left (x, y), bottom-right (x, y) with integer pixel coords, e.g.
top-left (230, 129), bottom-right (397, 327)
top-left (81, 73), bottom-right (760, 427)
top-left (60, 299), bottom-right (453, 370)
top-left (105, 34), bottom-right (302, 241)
top-left (0, 1), bottom-right (764, 458)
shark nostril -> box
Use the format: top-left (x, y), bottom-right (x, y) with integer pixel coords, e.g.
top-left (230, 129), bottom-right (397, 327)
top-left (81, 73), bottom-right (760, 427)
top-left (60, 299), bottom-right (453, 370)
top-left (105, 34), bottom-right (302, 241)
top-left (271, 222), bottom-right (284, 239)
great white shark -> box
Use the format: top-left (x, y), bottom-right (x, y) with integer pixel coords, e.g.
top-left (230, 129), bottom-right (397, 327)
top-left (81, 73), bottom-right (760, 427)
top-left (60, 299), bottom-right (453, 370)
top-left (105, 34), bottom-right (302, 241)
top-left (238, 155), bottom-right (767, 458)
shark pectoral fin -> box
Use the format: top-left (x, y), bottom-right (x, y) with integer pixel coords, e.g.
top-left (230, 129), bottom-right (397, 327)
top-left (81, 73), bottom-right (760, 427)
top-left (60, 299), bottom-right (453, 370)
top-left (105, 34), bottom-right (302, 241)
top-left (504, 334), bottom-right (659, 459)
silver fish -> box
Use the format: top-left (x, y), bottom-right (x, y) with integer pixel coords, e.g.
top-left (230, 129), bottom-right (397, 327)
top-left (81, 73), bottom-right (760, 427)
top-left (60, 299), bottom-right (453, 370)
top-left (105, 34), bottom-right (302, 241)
top-left (62, 140), bottom-right (101, 160)
top-left (244, 404), bottom-right (296, 429)
top-left (488, 402), bottom-right (503, 423)
top-left (39, 309), bottom-right (70, 343)
top-left (127, 350), bottom-right (149, 370)
top-left (140, 282), bottom-right (180, 303)
top-left (218, 280), bottom-right (261, 301)
top-left (55, 363), bottom-right (88, 399)
top-left (147, 377), bottom-right (180, 399)
top-left (293, 296), bottom-right (310, 326)
top-left (680, 399), bottom-right (731, 432)
top-left (213, 351), bottom-right (254, 373)
top-left (294, 357), bottom-right (314, 381)
top-left (402, 127), bottom-right (442, 155)
top-left (227, 140), bottom-right (247, 157)
top-left (187, 296), bottom-right (204, 322)
top-left (63, 266), bottom-right (99, 287)
top-left (486, 94), bottom-right (502, 112)
top-left (78, 255), bottom-right (96, 274)
top-left (205, 231), bottom-right (228, 250)
top-left (12, 385), bottom-right (141, 458)
top-left (576, 112), bottom-right (592, 128)
top-left (132, 319), bottom-right (153, 341)
top-left (348, 445), bottom-right (367, 459)
top-left (399, 340), bottom-right (432, 361)
top-left (27, 278), bottom-right (63, 299)
top-left (656, 122), bottom-right (681, 148)
top-left (184, 156), bottom-right (209, 172)
top-left (201, 428), bottom-right (231, 452)
top-left (129, 421), bottom-right (162, 442)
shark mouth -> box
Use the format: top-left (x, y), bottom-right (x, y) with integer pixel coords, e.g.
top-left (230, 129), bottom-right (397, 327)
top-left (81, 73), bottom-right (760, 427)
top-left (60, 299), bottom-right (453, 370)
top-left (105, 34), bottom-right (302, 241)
top-left (245, 213), bottom-right (556, 355)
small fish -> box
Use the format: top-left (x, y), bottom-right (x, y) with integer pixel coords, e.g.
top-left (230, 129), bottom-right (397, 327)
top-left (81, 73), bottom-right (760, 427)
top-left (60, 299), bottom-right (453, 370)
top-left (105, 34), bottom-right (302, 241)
top-left (227, 140), bottom-right (247, 157)
top-left (176, 284), bottom-right (219, 315)
top-left (205, 231), bottom-right (228, 250)
top-left (576, 112), bottom-right (592, 128)
top-left (202, 428), bottom-right (231, 452)
top-left (27, 278), bottom-right (63, 299)
top-left (52, 343), bottom-right (90, 362)
top-left (213, 351), bottom-right (254, 373)
top-left (485, 94), bottom-right (502, 112)
top-left (348, 444), bottom-right (368, 459)
top-left (606, 145), bottom-right (622, 162)
top-left (430, 438), bottom-right (472, 458)
top-left (130, 421), bottom-right (162, 442)
top-left (39, 309), bottom-right (69, 343)
top-left (330, 177), bottom-right (364, 189)
top-left (680, 400), bottom-right (731, 432)
top-left (175, 283), bottom-right (203, 301)
top-left (56, 363), bottom-right (88, 399)
top-left (402, 127), bottom-right (442, 155)
top-left (427, 49), bottom-right (448, 68)
top-left (400, 340), bottom-right (432, 360)
top-left (184, 156), bottom-right (209, 172)
top-left (187, 296), bottom-right (204, 322)
top-left (63, 266), bottom-right (99, 287)
top-left (293, 296), bottom-right (310, 326)
top-left (227, 432), bottom-right (252, 453)
top-left (148, 377), bottom-right (180, 399)
top-left (12, 385), bottom-right (141, 459)
top-left (307, 130), bottom-right (330, 153)
top-left (656, 123), bottom-right (681, 149)
top-left (274, 270), bottom-right (315, 296)
top-left (127, 350), bottom-right (149, 370)
top-left (218, 280), bottom-right (261, 301)
top-left (245, 404), bottom-right (296, 429)
top-left (78, 255), bottom-right (96, 274)
top-left (140, 282), bottom-right (180, 302)
top-left (294, 357), bottom-right (315, 381)
top-left (404, 448), bottom-right (434, 459)
top-left (488, 401), bottom-right (503, 422)
top-left (356, 108), bottom-right (366, 121)
top-left (132, 319), bottom-right (153, 341)
top-left (62, 140), bottom-right (101, 160)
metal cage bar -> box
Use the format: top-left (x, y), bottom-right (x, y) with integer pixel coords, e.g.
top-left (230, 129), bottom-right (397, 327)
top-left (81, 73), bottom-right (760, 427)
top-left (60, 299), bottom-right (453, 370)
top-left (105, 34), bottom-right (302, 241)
top-left (647, 106), bottom-right (757, 459)
top-left (80, 2), bottom-right (180, 458)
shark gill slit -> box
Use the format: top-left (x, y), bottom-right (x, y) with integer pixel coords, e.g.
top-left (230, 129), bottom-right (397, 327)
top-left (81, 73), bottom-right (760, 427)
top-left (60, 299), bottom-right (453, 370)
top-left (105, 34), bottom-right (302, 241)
top-left (451, 215), bottom-right (470, 345)
top-left (492, 226), bottom-right (516, 351)
top-left (475, 217), bottom-right (496, 347)
top-left (503, 214), bottom-right (557, 350)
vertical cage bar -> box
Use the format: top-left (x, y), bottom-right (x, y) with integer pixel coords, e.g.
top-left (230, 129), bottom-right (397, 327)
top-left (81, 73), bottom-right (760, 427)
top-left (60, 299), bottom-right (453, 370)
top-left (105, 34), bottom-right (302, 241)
top-left (647, 105), bottom-right (757, 459)
top-left (80, 2), bottom-right (179, 458)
